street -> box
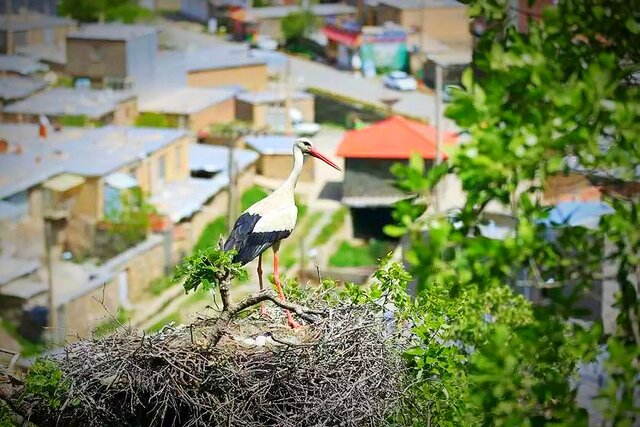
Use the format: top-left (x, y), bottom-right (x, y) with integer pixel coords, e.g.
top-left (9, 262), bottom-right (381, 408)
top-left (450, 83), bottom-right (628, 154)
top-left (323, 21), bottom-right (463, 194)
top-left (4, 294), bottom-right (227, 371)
top-left (157, 20), bottom-right (458, 131)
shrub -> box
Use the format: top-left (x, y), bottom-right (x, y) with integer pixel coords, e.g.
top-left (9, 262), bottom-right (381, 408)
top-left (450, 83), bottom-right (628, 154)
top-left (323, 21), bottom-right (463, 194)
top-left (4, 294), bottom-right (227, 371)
top-left (329, 239), bottom-right (393, 268)
top-left (313, 207), bottom-right (348, 247)
top-left (241, 186), bottom-right (269, 211)
top-left (193, 216), bottom-right (227, 253)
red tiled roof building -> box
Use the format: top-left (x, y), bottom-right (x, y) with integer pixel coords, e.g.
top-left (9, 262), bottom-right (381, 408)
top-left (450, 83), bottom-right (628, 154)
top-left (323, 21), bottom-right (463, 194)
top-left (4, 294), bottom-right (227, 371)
top-left (335, 115), bottom-right (457, 238)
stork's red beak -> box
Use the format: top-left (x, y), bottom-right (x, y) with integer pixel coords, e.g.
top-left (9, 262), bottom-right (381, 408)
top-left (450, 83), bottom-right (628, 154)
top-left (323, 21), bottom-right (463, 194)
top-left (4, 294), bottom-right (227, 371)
top-left (309, 148), bottom-right (341, 171)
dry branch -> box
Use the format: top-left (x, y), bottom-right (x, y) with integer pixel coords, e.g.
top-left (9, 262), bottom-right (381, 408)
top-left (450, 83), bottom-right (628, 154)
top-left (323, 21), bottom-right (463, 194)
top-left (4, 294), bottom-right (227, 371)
top-left (1, 300), bottom-right (406, 427)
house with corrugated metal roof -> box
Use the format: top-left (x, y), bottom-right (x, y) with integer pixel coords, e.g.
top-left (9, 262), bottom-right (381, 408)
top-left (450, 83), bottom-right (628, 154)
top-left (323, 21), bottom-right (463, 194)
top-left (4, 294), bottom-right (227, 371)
top-left (0, 75), bottom-right (47, 105)
top-left (245, 135), bottom-right (315, 182)
top-left (65, 23), bottom-right (157, 90)
top-left (185, 52), bottom-right (268, 92)
top-left (138, 86), bottom-right (239, 133)
top-left (229, 3), bottom-right (357, 42)
top-left (0, 12), bottom-right (76, 54)
top-left (0, 123), bottom-right (259, 344)
top-left (236, 90), bottom-right (315, 130)
top-left (335, 114), bottom-right (456, 237)
top-left (0, 53), bottom-right (48, 76)
top-left (0, 87), bottom-right (138, 126)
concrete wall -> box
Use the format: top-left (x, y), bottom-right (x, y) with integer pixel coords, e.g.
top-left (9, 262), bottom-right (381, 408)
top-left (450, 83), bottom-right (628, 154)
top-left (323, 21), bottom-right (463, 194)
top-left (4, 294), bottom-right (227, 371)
top-left (376, 4), bottom-right (470, 48)
top-left (134, 135), bottom-right (191, 196)
top-left (236, 97), bottom-right (315, 128)
top-left (66, 38), bottom-right (128, 79)
top-left (259, 154), bottom-right (314, 182)
top-left (63, 278), bottom-right (119, 337)
top-left (113, 98), bottom-right (139, 125)
top-left (125, 241), bottom-right (165, 302)
top-left (0, 22), bottom-right (75, 53)
top-left (72, 177), bottom-right (103, 220)
top-left (544, 173), bottom-right (597, 204)
top-left (187, 64), bottom-right (268, 91)
top-left (62, 236), bottom-right (166, 336)
top-left (124, 31), bottom-right (157, 87)
top-left (188, 98), bottom-right (236, 132)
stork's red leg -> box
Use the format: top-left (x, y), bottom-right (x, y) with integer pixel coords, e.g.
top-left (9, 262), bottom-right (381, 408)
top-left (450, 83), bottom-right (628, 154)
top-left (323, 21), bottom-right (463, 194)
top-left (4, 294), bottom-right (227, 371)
top-left (273, 248), bottom-right (300, 329)
top-left (257, 254), bottom-right (269, 318)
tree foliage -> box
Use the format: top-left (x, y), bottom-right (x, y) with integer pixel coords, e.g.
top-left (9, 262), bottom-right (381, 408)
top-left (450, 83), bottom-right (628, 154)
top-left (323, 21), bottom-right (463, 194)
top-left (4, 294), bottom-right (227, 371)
top-left (281, 10), bottom-right (317, 44)
top-left (58, 0), bottom-right (152, 23)
top-left (385, 0), bottom-right (640, 425)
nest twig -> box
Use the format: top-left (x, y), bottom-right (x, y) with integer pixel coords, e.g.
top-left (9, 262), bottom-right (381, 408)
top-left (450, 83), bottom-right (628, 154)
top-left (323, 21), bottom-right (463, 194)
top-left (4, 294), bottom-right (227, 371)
top-left (2, 299), bottom-right (405, 427)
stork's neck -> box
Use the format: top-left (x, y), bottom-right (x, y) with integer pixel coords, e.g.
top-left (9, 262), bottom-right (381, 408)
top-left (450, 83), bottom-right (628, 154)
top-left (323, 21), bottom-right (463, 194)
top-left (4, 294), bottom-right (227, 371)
top-left (282, 146), bottom-right (304, 191)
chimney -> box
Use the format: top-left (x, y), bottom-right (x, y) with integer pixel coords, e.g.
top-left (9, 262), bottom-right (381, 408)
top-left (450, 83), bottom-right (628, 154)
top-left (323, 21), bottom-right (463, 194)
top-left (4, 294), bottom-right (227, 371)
top-left (39, 114), bottom-right (50, 139)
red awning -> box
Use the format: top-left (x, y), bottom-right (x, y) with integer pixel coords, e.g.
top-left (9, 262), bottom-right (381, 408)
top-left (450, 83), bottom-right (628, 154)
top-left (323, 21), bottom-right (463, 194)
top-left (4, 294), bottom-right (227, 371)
top-left (322, 26), bottom-right (360, 47)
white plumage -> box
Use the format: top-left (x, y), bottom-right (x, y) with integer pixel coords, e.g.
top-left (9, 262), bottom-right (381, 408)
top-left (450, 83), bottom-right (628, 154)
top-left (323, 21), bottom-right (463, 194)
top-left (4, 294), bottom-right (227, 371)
top-left (223, 138), bottom-right (340, 328)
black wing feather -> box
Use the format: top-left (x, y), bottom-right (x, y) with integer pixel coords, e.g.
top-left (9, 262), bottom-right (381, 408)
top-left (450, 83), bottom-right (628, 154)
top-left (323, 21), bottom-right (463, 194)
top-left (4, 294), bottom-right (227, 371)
top-left (223, 212), bottom-right (291, 265)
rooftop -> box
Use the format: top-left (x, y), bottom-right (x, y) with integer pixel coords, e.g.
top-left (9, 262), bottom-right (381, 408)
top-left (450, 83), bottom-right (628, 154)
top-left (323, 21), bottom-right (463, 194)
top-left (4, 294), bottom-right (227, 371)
top-left (0, 257), bottom-right (39, 286)
top-left (2, 87), bottom-right (135, 118)
top-left (186, 53), bottom-right (266, 72)
top-left (139, 87), bottom-right (237, 115)
top-left (136, 48), bottom-right (281, 95)
top-left (0, 75), bottom-right (47, 101)
top-left (151, 144), bottom-right (258, 222)
top-left (378, 0), bottom-right (465, 9)
top-left (236, 90), bottom-right (312, 105)
top-left (541, 201), bottom-right (613, 229)
top-left (16, 43), bottom-right (67, 65)
top-left (245, 135), bottom-right (297, 155)
top-left (426, 49), bottom-right (472, 66)
top-left (189, 143), bottom-right (259, 174)
top-left (0, 124), bottom-right (187, 199)
top-left (336, 115), bottom-right (457, 159)
top-left (237, 3), bottom-right (356, 20)
top-left (0, 54), bottom-right (49, 75)
top-left (67, 23), bottom-right (157, 41)
top-left (0, 13), bottom-right (75, 31)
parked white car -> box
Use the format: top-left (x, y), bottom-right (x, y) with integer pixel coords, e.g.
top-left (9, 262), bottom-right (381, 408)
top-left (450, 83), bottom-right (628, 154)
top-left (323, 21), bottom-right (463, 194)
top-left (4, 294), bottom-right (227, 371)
top-left (269, 108), bottom-right (321, 136)
top-left (382, 71), bottom-right (418, 91)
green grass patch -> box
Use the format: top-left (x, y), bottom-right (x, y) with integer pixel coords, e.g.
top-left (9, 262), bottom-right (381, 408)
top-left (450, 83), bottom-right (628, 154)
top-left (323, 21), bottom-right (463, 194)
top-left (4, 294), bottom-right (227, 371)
top-left (146, 312), bottom-right (181, 333)
top-left (136, 112), bottom-right (171, 128)
top-left (193, 216), bottom-right (227, 253)
top-left (92, 308), bottom-right (130, 338)
top-left (59, 115), bottom-right (88, 127)
top-left (313, 207), bottom-right (348, 247)
top-left (0, 318), bottom-right (45, 357)
top-left (241, 186), bottom-right (269, 211)
top-left (280, 210), bottom-right (323, 268)
top-left (329, 239), bottom-right (395, 268)
top-left (54, 75), bottom-right (74, 87)
top-left (146, 276), bottom-right (174, 296)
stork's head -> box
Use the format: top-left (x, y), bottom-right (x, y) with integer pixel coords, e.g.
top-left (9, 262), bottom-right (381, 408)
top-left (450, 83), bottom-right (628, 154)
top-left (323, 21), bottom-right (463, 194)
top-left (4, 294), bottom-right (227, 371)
top-left (295, 137), bottom-right (341, 171)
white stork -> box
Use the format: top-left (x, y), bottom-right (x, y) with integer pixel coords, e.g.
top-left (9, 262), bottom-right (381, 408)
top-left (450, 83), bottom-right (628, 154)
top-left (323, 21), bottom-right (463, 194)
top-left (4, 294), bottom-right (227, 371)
top-left (224, 137), bottom-right (340, 328)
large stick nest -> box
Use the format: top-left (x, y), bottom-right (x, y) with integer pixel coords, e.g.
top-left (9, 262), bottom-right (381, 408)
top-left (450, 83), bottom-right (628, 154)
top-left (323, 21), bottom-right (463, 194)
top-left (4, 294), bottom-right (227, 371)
top-left (14, 302), bottom-right (405, 427)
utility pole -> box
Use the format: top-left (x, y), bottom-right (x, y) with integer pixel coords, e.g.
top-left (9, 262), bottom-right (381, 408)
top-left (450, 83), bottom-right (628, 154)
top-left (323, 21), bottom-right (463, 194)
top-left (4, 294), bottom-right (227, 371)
top-left (433, 63), bottom-right (443, 213)
top-left (5, 0), bottom-right (13, 54)
top-left (284, 58), bottom-right (293, 135)
top-left (226, 132), bottom-right (237, 232)
top-left (42, 203), bottom-right (60, 345)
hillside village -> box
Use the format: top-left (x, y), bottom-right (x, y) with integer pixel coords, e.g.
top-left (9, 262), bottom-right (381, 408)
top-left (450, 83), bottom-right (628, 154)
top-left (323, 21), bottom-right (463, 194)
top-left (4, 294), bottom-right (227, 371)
top-left (0, 0), bottom-right (632, 363)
